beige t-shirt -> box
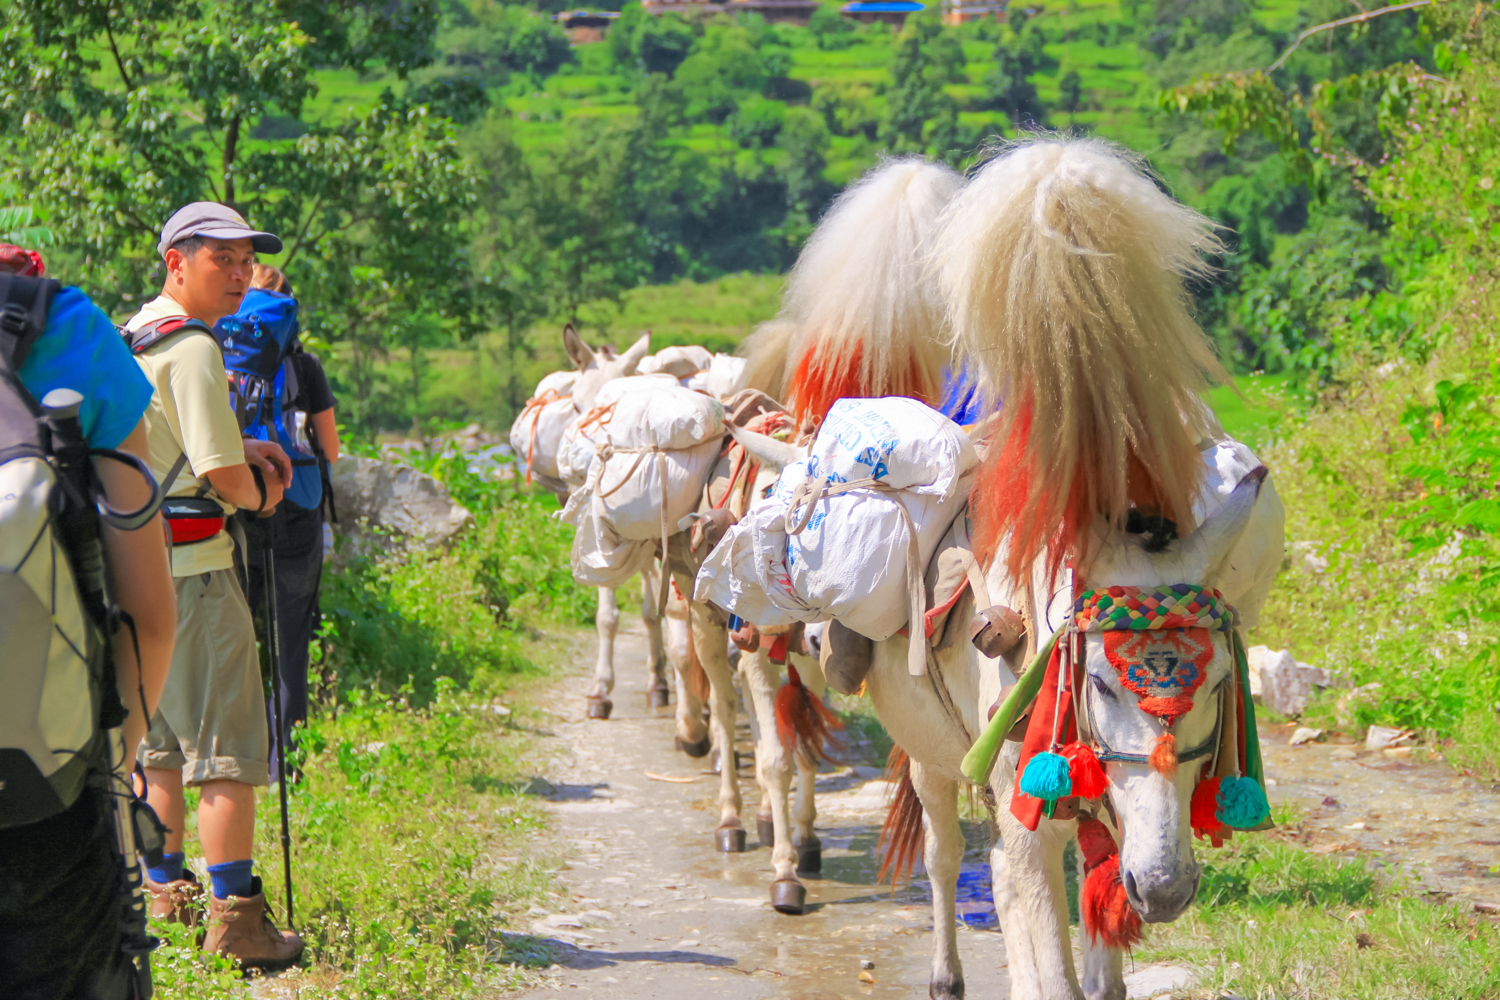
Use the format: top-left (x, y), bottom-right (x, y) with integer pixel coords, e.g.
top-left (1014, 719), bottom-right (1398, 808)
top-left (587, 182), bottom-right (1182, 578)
top-left (127, 296), bottom-right (245, 578)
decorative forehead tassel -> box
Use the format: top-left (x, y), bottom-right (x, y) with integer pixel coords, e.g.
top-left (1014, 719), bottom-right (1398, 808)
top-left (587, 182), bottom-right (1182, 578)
top-left (1148, 733), bottom-right (1177, 776)
top-left (1064, 743), bottom-right (1109, 800)
top-left (1216, 774), bottom-right (1270, 829)
top-left (1019, 751), bottom-right (1073, 801)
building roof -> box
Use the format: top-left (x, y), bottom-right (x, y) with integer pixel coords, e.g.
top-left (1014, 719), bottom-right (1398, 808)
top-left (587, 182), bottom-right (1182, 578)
top-left (841, 0), bottom-right (925, 9)
top-left (551, 9), bottom-right (621, 19)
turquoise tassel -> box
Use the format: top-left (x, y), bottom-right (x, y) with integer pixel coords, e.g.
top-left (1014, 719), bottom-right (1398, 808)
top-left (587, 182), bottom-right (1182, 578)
top-left (1216, 775), bottom-right (1269, 828)
top-left (1020, 751), bottom-right (1073, 801)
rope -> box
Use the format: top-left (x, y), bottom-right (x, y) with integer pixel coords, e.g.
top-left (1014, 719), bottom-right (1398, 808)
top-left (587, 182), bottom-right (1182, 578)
top-left (594, 441), bottom-right (671, 613)
top-left (784, 475), bottom-right (928, 678)
top-left (517, 388), bottom-right (566, 486)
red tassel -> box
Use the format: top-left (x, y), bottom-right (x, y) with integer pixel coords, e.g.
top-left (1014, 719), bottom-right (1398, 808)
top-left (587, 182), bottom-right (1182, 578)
top-left (1191, 776), bottom-right (1228, 845)
top-left (877, 746), bottom-right (925, 889)
top-left (774, 664), bottom-right (845, 769)
top-left (1081, 856), bottom-right (1144, 949)
top-left (1064, 743), bottom-right (1109, 799)
top-left (1148, 733), bottom-right (1177, 776)
top-left (1075, 817), bottom-right (1117, 871)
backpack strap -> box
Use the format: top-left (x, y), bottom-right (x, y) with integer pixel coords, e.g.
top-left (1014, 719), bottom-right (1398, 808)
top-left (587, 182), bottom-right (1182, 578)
top-left (124, 315), bottom-right (215, 355)
top-left (0, 274), bottom-right (60, 372)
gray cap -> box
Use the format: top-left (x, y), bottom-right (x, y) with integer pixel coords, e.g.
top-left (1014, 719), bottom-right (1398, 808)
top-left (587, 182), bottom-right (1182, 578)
top-left (157, 202), bottom-right (282, 258)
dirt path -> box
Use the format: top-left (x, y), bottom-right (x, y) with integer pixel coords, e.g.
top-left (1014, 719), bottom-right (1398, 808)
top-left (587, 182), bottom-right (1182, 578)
top-left (515, 627), bottom-right (1195, 1000)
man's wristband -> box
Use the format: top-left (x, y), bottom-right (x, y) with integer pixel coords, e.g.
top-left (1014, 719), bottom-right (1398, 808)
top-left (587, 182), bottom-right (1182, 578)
top-left (250, 465), bottom-right (267, 513)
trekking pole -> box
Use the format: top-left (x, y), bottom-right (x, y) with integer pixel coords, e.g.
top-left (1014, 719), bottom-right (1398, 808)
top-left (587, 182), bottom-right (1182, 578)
top-left (258, 516), bottom-right (295, 928)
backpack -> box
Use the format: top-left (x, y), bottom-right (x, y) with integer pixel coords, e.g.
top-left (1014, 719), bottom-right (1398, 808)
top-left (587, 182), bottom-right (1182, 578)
top-left (0, 276), bottom-right (155, 828)
top-left (212, 289), bottom-right (323, 510)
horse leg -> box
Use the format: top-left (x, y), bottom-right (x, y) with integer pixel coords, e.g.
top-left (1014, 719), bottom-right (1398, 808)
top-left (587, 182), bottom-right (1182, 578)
top-left (910, 760), bottom-right (964, 1000)
top-left (665, 591), bottom-right (709, 757)
top-left (640, 564), bottom-right (671, 709)
top-left (689, 598), bottom-right (745, 853)
top-left (1078, 842), bottom-right (1125, 1000)
top-left (996, 804), bottom-right (1084, 1000)
top-left (739, 656), bottom-right (774, 848)
top-left (585, 585), bottom-right (618, 720)
top-left (788, 652), bottom-right (826, 876)
top-left (739, 648), bottom-right (804, 912)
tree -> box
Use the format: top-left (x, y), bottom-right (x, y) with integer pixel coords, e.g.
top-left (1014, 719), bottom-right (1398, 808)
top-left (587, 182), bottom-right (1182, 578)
top-left (880, 14), bottom-right (967, 153)
top-left (984, 23), bottom-right (1049, 128)
top-left (0, 1), bottom-right (489, 436)
top-left (1058, 69), bottom-right (1084, 116)
top-left (779, 106), bottom-right (832, 243)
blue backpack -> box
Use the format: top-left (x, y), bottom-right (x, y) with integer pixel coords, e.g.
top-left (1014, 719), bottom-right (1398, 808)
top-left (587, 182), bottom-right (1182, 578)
top-left (213, 289), bottom-right (324, 511)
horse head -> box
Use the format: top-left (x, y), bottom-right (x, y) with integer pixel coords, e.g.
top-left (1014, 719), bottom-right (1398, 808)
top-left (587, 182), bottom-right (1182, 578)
top-left (565, 324), bottom-right (651, 413)
top-left (1077, 468), bottom-right (1266, 924)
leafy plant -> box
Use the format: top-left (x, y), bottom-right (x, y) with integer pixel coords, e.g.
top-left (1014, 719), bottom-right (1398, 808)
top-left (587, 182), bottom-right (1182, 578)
top-left (0, 205), bottom-right (53, 247)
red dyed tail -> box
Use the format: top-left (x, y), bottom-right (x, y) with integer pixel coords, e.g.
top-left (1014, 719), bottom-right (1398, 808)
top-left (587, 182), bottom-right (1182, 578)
top-left (774, 664), bottom-right (844, 769)
top-left (877, 746), bottom-right (925, 889)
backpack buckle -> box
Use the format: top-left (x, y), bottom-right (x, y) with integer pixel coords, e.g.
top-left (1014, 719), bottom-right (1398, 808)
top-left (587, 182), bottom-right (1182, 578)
top-left (0, 302), bottom-right (28, 338)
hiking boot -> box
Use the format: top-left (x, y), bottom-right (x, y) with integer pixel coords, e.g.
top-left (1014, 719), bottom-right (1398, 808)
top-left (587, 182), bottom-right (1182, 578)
top-left (202, 876), bottom-right (304, 970)
top-left (147, 868), bottom-right (204, 927)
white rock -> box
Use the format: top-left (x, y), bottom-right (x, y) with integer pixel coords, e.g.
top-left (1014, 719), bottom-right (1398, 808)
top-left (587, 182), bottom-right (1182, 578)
top-left (329, 456), bottom-right (473, 557)
top-left (1248, 646), bottom-right (1333, 716)
top-left (1123, 963), bottom-right (1195, 999)
top-left (1289, 727), bottom-right (1324, 746)
top-left (1365, 725), bottom-right (1414, 751)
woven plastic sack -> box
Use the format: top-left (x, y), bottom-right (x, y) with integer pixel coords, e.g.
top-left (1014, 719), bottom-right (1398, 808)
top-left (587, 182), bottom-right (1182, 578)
top-left (684, 354), bottom-right (748, 399)
top-left (534, 369), bottom-right (578, 398)
top-left (638, 345), bottom-right (713, 379)
top-left (807, 397), bottom-right (977, 496)
top-left (1193, 434), bottom-right (1285, 631)
top-left (508, 395), bottom-right (576, 486)
top-left (569, 505), bottom-right (655, 588)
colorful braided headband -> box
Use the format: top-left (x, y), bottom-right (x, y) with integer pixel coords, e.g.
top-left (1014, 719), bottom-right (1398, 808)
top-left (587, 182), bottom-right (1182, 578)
top-left (1072, 584), bottom-right (1235, 633)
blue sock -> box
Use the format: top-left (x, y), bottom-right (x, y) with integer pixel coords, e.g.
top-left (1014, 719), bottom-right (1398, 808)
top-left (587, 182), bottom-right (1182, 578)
top-left (147, 852), bottom-right (184, 885)
top-left (207, 859), bottom-right (255, 899)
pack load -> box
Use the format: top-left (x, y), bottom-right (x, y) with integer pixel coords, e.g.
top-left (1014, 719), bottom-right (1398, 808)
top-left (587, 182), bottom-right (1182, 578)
top-left (694, 398), bottom-right (977, 675)
top-left (562, 379), bottom-right (726, 585)
top-left (554, 374), bottom-right (679, 488)
top-left (638, 344), bottom-right (714, 380)
top-left (684, 353), bottom-right (749, 399)
top-left (509, 372), bottom-right (579, 490)
top-left (213, 288), bottom-right (324, 510)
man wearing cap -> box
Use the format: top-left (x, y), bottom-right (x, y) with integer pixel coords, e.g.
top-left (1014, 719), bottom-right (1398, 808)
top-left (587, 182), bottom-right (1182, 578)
top-left (125, 203), bottom-right (303, 968)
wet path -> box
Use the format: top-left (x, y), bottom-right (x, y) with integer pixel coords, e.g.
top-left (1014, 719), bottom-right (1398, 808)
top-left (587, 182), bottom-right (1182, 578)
top-left (515, 626), bottom-right (1014, 999)
top-left (1260, 722), bottom-right (1500, 911)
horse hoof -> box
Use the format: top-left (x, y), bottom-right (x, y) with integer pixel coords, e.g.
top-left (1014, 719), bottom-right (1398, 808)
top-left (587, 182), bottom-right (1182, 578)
top-left (647, 685), bottom-right (670, 709)
top-left (716, 825), bottom-right (748, 853)
top-left (585, 697), bottom-right (612, 720)
top-left (795, 835), bottom-right (822, 876)
top-left (770, 879), bottom-right (807, 915)
top-left (675, 734), bottom-right (711, 758)
top-left (929, 973), bottom-right (965, 999)
top-left (756, 815), bottom-right (775, 848)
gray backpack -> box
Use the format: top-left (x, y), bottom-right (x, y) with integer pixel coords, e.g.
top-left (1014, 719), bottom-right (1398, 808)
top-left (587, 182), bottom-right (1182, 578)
top-left (0, 275), bottom-right (159, 829)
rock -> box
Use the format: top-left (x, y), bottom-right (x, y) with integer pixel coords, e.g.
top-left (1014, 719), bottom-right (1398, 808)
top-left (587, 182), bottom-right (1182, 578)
top-left (1331, 748), bottom-right (1358, 760)
top-left (329, 456), bottom-right (473, 557)
top-left (1365, 725), bottom-right (1415, 751)
top-left (1289, 727), bottom-right (1324, 746)
top-left (1123, 963), bottom-right (1195, 999)
top-left (1248, 646), bottom-right (1334, 716)
top-left (858, 969), bottom-right (877, 984)
top-left (1383, 746), bottom-right (1414, 759)
top-left (859, 959), bottom-right (875, 970)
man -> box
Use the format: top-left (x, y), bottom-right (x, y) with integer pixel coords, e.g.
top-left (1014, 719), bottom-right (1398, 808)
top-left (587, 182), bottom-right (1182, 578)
top-left (0, 249), bottom-right (177, 997)
top-left (126, 203), bottom-right (303, 968)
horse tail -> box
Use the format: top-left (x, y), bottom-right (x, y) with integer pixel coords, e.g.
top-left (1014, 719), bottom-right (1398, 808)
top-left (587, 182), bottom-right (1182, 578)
top-left (686, 619), bottom-right (711, 704)
top-left (877, 745), bottom-right (925, 889)
top-left (774, 662), bottom-right (843, 769)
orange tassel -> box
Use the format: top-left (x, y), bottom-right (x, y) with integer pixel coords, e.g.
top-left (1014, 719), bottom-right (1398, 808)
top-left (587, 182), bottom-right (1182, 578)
top-left (1148, 732), bottom-right (1177, 776)
top-left (1064, 743), bottom-right (1109, 799)
top-left (774, 664), bottom-right (844, 769)
top-left (1081, 856), bottom-right (1144, 949)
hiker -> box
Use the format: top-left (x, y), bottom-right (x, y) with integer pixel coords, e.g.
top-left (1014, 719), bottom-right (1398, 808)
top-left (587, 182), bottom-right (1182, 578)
top-left (235, 263), bottom-right (341, 781)
top-left (0, 247), bottom-right (177, 997)
top-left (125, 203), bottom-right (304, 969)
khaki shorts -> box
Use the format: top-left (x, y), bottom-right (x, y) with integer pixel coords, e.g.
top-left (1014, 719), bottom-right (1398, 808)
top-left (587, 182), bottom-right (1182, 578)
top-left (138, 570), bottom-right (269, 786)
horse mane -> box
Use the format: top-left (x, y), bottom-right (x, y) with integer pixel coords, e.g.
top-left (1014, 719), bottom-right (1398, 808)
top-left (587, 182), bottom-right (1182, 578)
top-left (738, 318), bottom-right (796, 403)
top-left (781, 157), bottom-right (962, 426)
top-left (934, 136), bottom-right (1229, 584)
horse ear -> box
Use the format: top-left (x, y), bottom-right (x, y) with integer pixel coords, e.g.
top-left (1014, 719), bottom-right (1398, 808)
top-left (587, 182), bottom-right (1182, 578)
top-left (1178, 467), bottom-right (1267, 582)
top-left (562, 323), bottom-right (594, 371)
top-left (726, 424), bottom-right (806, 473)
top-left (620, 332), bottom-right (652, 376)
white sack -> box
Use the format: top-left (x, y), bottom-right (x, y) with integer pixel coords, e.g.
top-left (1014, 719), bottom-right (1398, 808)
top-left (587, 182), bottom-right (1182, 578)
top-left (556, 416), bottom-right (604, 488)
top-left (685, 354), bottom-right (748, 398)
top-left (808, 397), bottom-right (976, 496)
top-left (586, 437), bottom-right (722, 541)
top-left (534, 370), bottom-right (578, 398)
top-left (508, 396), bottom-right (577, 484)
top-left (570, 505), bottom-right (655, 588)
top-left (596, 380), bottom-right (725, 450)
top-left (638, 345), bottom-right (713, 379)
top-left (695, 457), bottom-right (975, 640)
